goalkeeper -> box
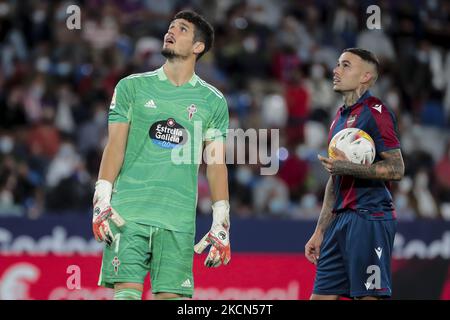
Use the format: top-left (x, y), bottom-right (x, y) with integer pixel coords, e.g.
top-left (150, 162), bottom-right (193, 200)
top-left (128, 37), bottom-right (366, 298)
top-left (93, 10), bottom-right (230, 300)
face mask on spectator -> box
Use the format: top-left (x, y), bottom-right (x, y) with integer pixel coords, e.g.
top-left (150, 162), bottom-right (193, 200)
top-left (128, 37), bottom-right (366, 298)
top-left (31, 82), bottom-right (45, 98)
top-left (415, 171), bottom-right (429, 189)
top-left (396, 194), bottom-right (408, 210)
top-left (386, 91), bottom-right (400, 111)
top-left (94, 110), bottom-right (107, 126)
top-left (417, 50), bottom-right (429, 64)
top-left (236, 166), bottom-right (253, 186)
top-left (0, 136), bottom-right (14, 154)
top-left (198, 198), bottom-right (212, 215)
top-left (57, 63), bottom-right (72, 76)
top-left (269, 198), bottom-right (286, 214)
top-left (301, 193), bottom-right (317, 209)
top-left (399, 176), bottom-right (413, 193)
top-left (229, 117), bottom-right (240, 130)
top-left (311, 64), bottom-right (325, 80)
top-left (243, 36), bottom-right (258, 53)
top-left (36, 56), bottom-right (51, 73)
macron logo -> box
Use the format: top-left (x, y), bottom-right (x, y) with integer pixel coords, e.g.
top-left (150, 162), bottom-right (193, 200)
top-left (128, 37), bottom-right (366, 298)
top-left (375, 247), bottom-right (383, 259)
top-left (372, 104), bottom-right (382, 113)
top-left (181, 279), bottom-right (192, 288)
top-left (145, 100), bottom-right (157, 108)
top-left (364, 282), bottom-right (371, 290)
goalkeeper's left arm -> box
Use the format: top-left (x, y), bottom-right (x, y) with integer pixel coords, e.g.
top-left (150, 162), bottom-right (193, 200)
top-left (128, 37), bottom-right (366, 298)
top-left (194, 140), bottom-right (231, 267)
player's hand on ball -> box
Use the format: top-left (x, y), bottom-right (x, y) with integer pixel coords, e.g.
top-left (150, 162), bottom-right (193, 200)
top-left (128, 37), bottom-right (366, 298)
top-left (329, 147), bottom-right (348, 161)
top-left (92, 180), bottom-right (125, 247)
top-left (194, 200), bottom-right (231, 267)
top-left (318, 147), bottom-right (349, 174)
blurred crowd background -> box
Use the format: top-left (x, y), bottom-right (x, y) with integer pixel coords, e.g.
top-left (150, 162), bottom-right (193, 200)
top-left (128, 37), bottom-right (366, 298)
top-left (1, 0), bottom-right (450, 221)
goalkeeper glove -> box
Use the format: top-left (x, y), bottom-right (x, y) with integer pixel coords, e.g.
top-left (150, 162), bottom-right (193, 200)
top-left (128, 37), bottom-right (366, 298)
top-left (92, 179), bottom-right (125, 246)
top-left (194, 200), bottom-right (231, 267)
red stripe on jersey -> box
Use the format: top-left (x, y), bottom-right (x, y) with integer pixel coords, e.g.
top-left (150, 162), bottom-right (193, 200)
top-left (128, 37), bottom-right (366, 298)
top-left (370, 212), bottom-right (385, 217)
top-left (339, 104), bottom-right (364, 209)
top-left (340, 176), bottom-right (357, 210)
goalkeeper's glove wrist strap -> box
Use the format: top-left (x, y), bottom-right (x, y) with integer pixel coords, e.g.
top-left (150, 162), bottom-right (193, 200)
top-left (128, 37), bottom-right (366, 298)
top-left (212, 200), bottom-right (230, 223)
top-left (95, 179), bottom-right (113, 203)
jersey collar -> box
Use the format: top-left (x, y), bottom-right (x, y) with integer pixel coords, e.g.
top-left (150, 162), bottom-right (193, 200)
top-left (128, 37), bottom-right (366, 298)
top-left (340, 90), bottom-right (371, 113)
top-left (157, 66), bottom-right (198, 87)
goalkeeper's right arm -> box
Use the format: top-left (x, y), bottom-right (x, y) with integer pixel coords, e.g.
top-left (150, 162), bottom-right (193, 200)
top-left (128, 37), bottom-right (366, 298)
top-left (98, 122), bottom-right (130, 183)
top-left (93, 122), bottom-right (129, 245)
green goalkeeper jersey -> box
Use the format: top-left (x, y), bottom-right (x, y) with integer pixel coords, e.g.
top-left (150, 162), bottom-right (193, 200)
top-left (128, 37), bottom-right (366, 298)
top-left (108, 67), bottom-right (229, 234)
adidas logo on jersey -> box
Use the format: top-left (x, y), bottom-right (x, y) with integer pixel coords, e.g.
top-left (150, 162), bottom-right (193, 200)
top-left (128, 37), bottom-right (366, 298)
top-left (181, 279), bottom-right (192, 288)
top-left (145, 99), bottom-right (157, 108)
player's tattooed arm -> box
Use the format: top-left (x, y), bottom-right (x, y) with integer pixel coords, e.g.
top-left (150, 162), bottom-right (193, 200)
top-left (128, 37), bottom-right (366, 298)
top-left (316, 177), bottom-right (336, 233)
top-left (320, 148), bottom-right (405, 181)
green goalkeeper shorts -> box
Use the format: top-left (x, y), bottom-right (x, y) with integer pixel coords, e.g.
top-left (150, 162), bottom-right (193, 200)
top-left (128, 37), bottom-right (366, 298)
top-left (98, 220), bottom-right (195, 298)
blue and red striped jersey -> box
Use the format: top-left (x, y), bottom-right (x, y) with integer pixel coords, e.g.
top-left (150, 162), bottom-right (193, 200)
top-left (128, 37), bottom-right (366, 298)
top-left (328, 90), bottom-right (401, 216)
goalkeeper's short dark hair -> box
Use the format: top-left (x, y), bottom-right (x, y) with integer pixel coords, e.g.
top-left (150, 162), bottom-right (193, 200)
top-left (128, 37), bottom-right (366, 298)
top-left (173, 10), bottom-right (214, 61)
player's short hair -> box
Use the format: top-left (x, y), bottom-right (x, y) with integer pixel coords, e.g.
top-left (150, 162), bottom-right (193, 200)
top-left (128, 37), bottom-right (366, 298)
top-left (173, 10), bottom-right (214, 61)
top-left (343, 48), bottom-right (380, 82)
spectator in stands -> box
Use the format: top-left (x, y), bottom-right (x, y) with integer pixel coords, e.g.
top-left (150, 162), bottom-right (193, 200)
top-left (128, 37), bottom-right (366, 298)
top-left (0, 1), bottom-right (449, 220)
top-left (434, 141), bottom-right (450, 204)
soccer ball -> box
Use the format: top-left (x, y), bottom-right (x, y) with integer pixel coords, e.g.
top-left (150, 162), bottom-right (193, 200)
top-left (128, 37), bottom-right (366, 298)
top-left (328, 128), bottom-right (376, 165)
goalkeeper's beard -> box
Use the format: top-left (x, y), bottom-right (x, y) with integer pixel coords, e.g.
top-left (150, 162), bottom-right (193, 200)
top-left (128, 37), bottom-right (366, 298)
top-left (161, 48), bottom-right (189, 61)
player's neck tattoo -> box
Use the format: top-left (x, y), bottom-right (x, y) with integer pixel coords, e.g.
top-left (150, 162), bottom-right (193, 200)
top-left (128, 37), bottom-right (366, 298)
top-left (343, 88), bottom-right (367, 108)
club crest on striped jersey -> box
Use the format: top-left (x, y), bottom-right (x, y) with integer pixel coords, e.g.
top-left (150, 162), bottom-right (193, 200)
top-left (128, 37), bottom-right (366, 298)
top-left (347, 114), bottom-right (357, 127)
top-left (187, 104), bottom-right (197, 121)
